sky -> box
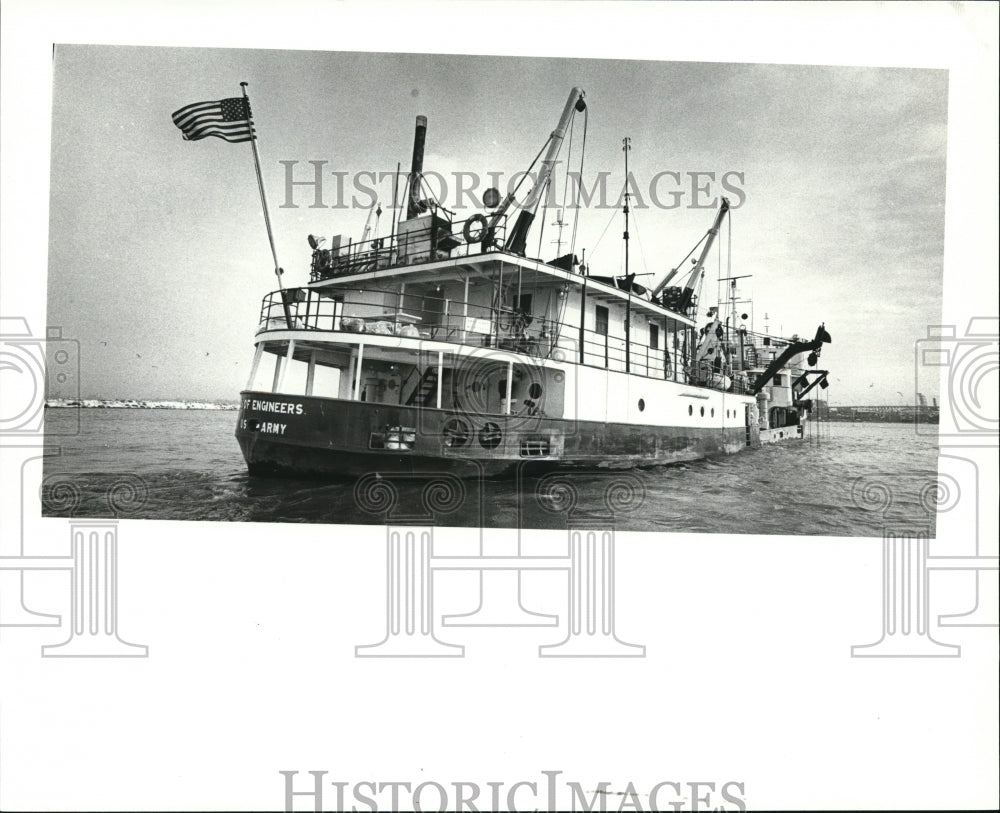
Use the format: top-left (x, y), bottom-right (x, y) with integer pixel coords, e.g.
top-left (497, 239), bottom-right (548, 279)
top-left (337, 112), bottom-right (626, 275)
top-left (44, 44), bottom-right (950, 405)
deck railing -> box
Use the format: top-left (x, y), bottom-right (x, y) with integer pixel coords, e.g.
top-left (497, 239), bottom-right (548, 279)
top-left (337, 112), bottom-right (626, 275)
top-left (258, 287), bottom-right (763, 393)
top-left (308, 211), bottom-right (513, 282)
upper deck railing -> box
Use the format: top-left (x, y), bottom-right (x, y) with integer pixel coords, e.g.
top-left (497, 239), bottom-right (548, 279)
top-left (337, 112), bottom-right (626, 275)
top-left (258, 287), bottom-right (765, 395)
top-left (309, 211), bottom-right (514, 282)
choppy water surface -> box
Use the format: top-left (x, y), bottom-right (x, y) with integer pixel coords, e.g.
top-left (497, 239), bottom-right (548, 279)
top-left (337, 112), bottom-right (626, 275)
top-left (41, 409), bottom-right (938, 535)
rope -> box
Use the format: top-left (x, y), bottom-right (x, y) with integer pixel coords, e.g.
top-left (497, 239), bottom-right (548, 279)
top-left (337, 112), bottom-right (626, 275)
top-left (538, 112), bottom-right (575, 259)
top-left (589, 181), bottom-right (625, 257)
top-left (629, 203), bottom-right (650, 279)
top-left (569, 106), bottom-right (588, 260)
top-left (718, 220), bottom-right (722, 279)
top-left (511, 138), bottom-right (549, 202)
top-left (558, 113), bottom-right (575, 243)
top-left (727, 203), bottom-right (732, 276)
top-left (535, 177), bottom-right (550, 257)
top-left (670, 232), bottom-right (708, 278)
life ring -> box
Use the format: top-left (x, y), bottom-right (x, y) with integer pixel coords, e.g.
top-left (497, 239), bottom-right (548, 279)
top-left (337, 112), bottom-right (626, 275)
top-left (463, 214), bottom-right (488, 243)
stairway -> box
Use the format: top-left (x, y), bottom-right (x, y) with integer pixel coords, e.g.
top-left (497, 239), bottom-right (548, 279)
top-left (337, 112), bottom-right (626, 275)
top-left (405, 366), bottom-right (439, 407)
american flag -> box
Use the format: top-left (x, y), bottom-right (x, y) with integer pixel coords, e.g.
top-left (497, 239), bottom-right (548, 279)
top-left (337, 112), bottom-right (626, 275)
top-left (171, 97), bottom-right (255, 143)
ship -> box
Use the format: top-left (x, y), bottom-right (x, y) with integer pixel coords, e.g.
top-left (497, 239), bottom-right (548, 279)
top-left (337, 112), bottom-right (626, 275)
top-left (235, 87), bottom-right (831, 478)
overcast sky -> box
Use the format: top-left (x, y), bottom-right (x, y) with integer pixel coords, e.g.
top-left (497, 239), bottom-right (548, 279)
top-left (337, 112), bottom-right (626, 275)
top-left (46, 45), bottom-right (948, 404)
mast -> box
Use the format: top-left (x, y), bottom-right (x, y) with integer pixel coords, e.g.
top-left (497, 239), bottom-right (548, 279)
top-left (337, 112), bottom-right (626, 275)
top-left (238, 82), bottom-right (284, 291)
top-left (718, 272), bottom-right (752, 365)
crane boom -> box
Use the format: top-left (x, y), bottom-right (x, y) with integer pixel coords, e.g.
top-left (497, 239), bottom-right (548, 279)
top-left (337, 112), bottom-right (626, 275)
top-left (493, 87), bottom-right (586, 256)
top-left (653, 266), bottom-right (682, 294)
top-left (652, 197), bottom-right (730, 309)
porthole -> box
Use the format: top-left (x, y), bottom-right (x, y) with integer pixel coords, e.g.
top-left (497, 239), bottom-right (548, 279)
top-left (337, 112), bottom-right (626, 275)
top-left (700, 406), bottom-right (705, 417)
top-left (638, 398), bottom-right (645, 412)
top-left (479, 422), bottom-right (502, 449)
top-left (688, 405), bottom-right (693, 416)
top-left (442, 418), bottom-right (470, 448)
top-left (711, 408), bottom-right (715, 418)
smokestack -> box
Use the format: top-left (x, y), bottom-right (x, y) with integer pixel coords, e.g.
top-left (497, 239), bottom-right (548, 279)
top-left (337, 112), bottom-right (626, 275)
top-left (406, 115), bottom-right (427, 220)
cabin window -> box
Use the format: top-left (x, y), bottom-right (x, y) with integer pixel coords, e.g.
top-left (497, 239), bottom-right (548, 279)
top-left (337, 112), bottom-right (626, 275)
top-left (595, 305), bottom-right (609, 335)
top-left (774, 374), bottom-right (784, 385)
top-left (649, 323), bottom-right (660, 350)
top-left (518, 293), bottom-right (533, 315)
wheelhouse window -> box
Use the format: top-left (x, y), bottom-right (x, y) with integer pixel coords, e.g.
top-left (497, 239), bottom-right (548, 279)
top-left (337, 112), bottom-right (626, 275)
top-left (595, 305), bottom-right (609, 335)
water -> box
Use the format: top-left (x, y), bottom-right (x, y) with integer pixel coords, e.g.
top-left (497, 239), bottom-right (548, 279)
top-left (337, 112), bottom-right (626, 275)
top-left (41, 409), bottom-right (939, 535)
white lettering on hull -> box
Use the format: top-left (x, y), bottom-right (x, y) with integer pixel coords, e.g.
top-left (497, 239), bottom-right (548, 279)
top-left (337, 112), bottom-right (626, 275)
top-left (242, 397), bottom-right (305, 415)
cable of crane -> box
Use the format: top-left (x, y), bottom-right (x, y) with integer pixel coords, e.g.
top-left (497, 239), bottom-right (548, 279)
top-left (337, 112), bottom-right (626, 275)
top-left (589, 188), bottom-right (623, 257)
top-left (669, 231), bottom-right (709, 279)
top-left (510, 136), bottom-right (550, 206)
top-left (538, 110), bottom-right (576, 258)
top-left (569, 106), bottom-right (588, 260)
top-left (629, 196), bottom-right (650, 279)
top-left (558, 111), bottom-right (575, 228)
top-left (727, 206), bottom-right (732, 276)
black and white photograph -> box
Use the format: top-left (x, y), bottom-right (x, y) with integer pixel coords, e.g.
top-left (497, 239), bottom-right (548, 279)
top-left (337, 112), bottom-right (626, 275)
top-left (1, 2), bottom-right (997, 811)
top-left (39, 44), bottom-right (946, 534)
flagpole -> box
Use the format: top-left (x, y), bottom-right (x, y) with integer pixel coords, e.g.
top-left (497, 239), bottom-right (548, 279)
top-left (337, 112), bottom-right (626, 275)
top-left (240, 82), bottom-right (284, 292)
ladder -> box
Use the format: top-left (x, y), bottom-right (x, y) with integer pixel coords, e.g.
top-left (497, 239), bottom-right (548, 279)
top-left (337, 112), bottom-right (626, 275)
top-left (405, 366), bottom-right (439, 407)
